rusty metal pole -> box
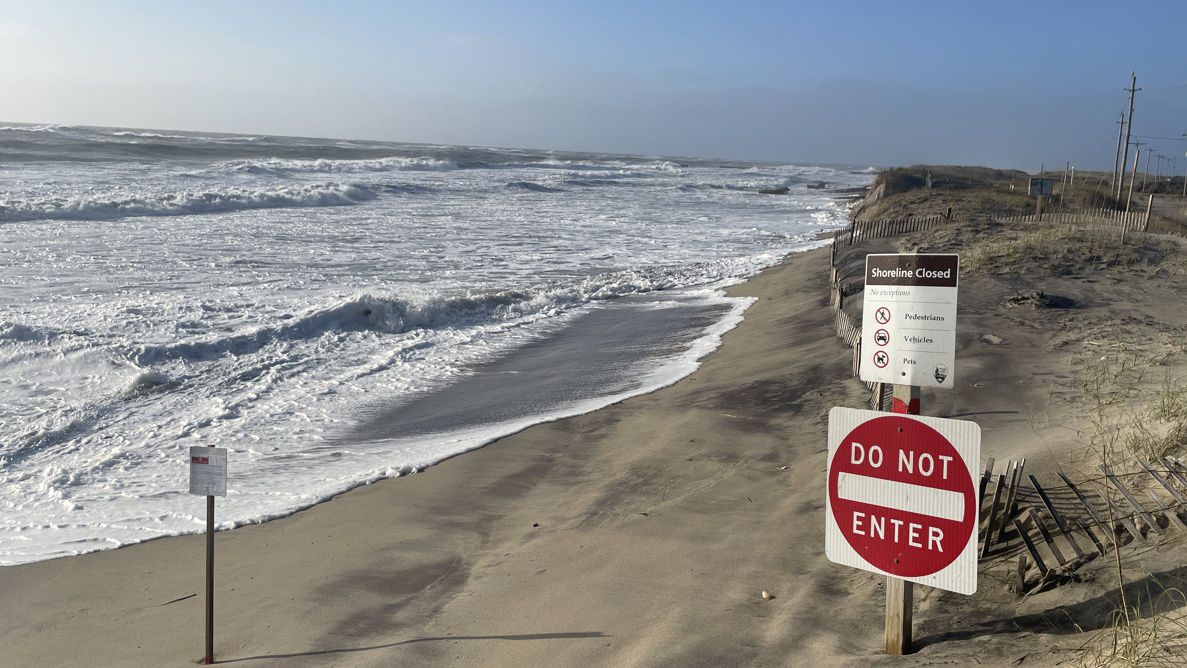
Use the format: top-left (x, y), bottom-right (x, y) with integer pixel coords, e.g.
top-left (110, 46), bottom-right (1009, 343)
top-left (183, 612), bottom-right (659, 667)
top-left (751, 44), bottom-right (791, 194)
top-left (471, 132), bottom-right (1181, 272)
top-left (205, 495), bottom-right (214, 665)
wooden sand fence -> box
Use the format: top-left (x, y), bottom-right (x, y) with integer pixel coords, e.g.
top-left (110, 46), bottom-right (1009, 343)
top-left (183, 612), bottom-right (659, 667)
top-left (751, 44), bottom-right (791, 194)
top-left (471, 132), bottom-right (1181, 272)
top-left (975, 456), bottom-right (1187, 591)
top-left (840, 213), bottom-right (948, 246)
top-left (997, 204), bottom-right (1151, 235)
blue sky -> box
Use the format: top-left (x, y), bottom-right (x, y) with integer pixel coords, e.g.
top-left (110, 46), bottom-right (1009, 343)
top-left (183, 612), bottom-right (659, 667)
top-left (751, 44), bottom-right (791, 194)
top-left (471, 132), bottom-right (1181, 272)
top-left (2, 1), bottom-right (1185, 168)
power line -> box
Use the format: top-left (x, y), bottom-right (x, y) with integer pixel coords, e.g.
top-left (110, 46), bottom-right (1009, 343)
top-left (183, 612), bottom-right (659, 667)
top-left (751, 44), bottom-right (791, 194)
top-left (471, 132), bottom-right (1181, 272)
top-left (1130, 134), bottom-right (1187, 141)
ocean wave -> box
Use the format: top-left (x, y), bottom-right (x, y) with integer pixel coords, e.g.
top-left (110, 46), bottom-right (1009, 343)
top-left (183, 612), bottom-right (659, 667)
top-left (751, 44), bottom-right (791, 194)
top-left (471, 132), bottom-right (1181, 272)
top-left (676, 182), bottom-right (753, 192)
top-left (563, 178), bottom-right (634, 188)
top-left (520, 158), bottom-right (680, 172)
top-left (0, 124), bottom-right (77, 133)
top-left (505, 180), bottom-right (564, 193)
top-left (110, 130), bottom-right (200, 140)
top-left (0, 183), bottom-right (378, 222)
top-left (486, 159), bottom-right (681, 173)
top-left (0, 321), bottom-right (66, 343)
top-left (125, 263), bottom-right (737, 367)
top-left (217, 156), bottom-right (456, 175)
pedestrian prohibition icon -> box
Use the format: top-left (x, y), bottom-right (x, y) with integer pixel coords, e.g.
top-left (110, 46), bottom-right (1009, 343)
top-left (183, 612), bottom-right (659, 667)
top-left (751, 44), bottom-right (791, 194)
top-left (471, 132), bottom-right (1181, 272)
top-left (875, 306), bottom-right (891, 324)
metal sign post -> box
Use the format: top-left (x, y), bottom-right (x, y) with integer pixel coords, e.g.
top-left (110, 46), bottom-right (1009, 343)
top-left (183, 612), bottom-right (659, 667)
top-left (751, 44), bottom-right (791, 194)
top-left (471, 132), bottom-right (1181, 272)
top-left (206, 494), bottom-right (215, 665)
top-left (190, 447), bottom-right (228, 665)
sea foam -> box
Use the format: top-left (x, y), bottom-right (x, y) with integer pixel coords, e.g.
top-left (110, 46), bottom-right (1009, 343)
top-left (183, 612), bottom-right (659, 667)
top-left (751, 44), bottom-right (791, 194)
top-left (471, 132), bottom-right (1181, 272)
top-left (0, 182), bottom-right (377, 222)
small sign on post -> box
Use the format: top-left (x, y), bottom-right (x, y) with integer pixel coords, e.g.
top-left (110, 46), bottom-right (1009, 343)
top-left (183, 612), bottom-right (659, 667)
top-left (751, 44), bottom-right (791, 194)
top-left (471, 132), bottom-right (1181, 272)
top-left (190, 447), bottom-right (227, 497)
top-left (189, 446), bottom-right (227, 665)
top-left (859, 254), bottom-right (959, 389)
top-left (1027, 177), bottom-right (1054, 197)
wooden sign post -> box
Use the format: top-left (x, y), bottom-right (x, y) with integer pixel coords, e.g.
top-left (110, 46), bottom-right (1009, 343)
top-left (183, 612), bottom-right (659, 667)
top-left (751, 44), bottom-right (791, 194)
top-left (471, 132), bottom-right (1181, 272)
top-left (885, 383), bottom-right (920, 655)
top-left (833, 252), bottom-right (969, 655)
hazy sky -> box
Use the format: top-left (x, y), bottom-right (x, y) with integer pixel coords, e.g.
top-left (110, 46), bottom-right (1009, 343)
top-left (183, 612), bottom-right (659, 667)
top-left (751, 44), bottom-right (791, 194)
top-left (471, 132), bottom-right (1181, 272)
top-left (2, 1), bottom-right (1186, 169)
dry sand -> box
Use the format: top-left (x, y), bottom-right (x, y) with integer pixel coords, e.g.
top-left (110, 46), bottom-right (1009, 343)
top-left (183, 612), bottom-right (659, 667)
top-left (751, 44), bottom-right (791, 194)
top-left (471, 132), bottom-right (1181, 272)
top-left (3, 217), bottom-right (1185, 667)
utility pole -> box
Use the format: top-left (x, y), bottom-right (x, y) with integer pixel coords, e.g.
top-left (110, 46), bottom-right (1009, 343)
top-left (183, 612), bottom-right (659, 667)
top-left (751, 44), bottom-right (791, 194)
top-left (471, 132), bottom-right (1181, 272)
top-left (1141, 148), bottom-right (1152, 191)
top-left (1112, 112), bottom-right (1126, 193)
top-left (1061, 161), bottom-right (1069, 208)
top-left (1117, 72), bottom-right (1140, 200)
top-left (1127, 145), bottom-right (1141, 211)
top-left (1131, 140), bottom-right (1147, 193)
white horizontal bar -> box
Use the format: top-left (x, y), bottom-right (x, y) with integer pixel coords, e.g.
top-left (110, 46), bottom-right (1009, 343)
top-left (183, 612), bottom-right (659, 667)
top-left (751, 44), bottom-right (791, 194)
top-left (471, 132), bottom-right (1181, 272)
top-left (836, 473), bottom-right (964, 521)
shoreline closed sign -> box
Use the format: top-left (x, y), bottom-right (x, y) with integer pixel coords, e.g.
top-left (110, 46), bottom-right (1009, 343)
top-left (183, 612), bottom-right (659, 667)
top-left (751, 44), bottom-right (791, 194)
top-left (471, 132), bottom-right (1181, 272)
top-left (859, 254), bottom-right (959, 389)
top-left (189, 446), bottom-right (228, 497)
top-left (825, 407), bottom-right (980, 595)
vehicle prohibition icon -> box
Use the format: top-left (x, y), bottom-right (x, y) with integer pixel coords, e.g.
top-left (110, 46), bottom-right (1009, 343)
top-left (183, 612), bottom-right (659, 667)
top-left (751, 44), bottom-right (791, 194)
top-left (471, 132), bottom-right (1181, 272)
top-left (872, 350), bottom-right (890, 368)
top-left (874, 329), bottom-right (890, 346)
top-left (874, 307), bottom-right (891, 325)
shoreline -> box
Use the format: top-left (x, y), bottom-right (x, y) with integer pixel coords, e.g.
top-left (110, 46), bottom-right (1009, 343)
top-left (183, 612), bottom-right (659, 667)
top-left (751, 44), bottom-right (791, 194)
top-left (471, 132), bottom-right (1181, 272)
top-left (1, 233), bottom-right (845, 568)
top-left (0, 244), bottom-right (866, 665)
top-left (7, 166), bottom-right (1183, 666)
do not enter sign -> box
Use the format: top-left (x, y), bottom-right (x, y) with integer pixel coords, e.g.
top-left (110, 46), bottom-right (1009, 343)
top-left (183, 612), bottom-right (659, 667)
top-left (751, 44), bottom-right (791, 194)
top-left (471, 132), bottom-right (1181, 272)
top-left (826, 407), bottom-right (981, 595)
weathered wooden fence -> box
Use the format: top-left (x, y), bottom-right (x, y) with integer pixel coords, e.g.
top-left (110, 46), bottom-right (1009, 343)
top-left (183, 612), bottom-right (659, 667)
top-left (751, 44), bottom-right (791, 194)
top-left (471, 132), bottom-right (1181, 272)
top-left (839, 214), bottom-right (948, 246)
top-left (997, 206), bottom-right (1150, 233)
top-left (977, 456), bottom-right (1187, 591)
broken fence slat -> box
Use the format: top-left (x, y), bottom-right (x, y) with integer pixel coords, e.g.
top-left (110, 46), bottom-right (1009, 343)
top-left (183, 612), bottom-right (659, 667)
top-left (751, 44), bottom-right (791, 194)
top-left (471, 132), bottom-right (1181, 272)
top-left (1014, 515), bottom-right (1050, 575)
top-left (978, 457), bottom-right (996, 509)
top-left (1056, 470), bottom-right (1108, 527)
top-left (1028, 508), bottom-right (1068, 566)
top-left (992, 462), bottom-right (1017, 546)
top-left (981, 472), bottom-right (1007, 558)
top-left (996, 460), bottom-right (1025, 546)
top-left (1159, 457), bottom-right (1187, 493)
top-left (1028, 474), bottom-right (1085, 559)
top-left (1144, 490), bottom-right (1187, 532)
top-left (1073, 518), bottom-right (1108, 557)
top-left (1137, 458), bottom-right (1187, 505)
top-left (1056, 470), bottom-right (1135, 544)
top-left (1008, 458), bottom-right (1027, 518)
top-left (1099, 463), bottom-right (1163, 535)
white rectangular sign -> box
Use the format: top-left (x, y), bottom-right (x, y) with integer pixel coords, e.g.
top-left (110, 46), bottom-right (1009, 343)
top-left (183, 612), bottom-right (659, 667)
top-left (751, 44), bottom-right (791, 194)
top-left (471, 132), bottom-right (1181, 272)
top-left (189, 446), bottom-right (227, 497)
top-left (825, 407), bottom-right (981, 595)
top-left (859, 254), bottom-right (958, 388)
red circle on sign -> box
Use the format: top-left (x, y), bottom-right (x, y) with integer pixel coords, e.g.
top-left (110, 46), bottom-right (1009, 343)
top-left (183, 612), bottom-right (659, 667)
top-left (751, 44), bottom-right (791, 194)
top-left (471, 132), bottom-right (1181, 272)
top-left (828, 415), bottom-right (974, 577)
top-left (875, 307), bottom-right (891, 324)
top-left (872, 351), bottom-right (889, 368)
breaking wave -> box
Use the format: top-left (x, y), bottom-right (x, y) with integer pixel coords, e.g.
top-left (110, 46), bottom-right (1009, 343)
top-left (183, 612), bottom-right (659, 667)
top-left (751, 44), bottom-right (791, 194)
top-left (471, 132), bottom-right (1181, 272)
top-left (218, 156), bottom-right (457, 175)
top-left (505, 180), bottom-right (564, 193)
top-left (125, 261), bottom-right (743, 367)
top-left (0, 183), bottom-right (378, 222)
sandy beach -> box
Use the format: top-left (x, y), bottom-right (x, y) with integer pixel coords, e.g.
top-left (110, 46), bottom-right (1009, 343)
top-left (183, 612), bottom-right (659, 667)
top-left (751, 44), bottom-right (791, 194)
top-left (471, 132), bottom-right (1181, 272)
top-left (3, 172), bottom-right (1186, 667)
